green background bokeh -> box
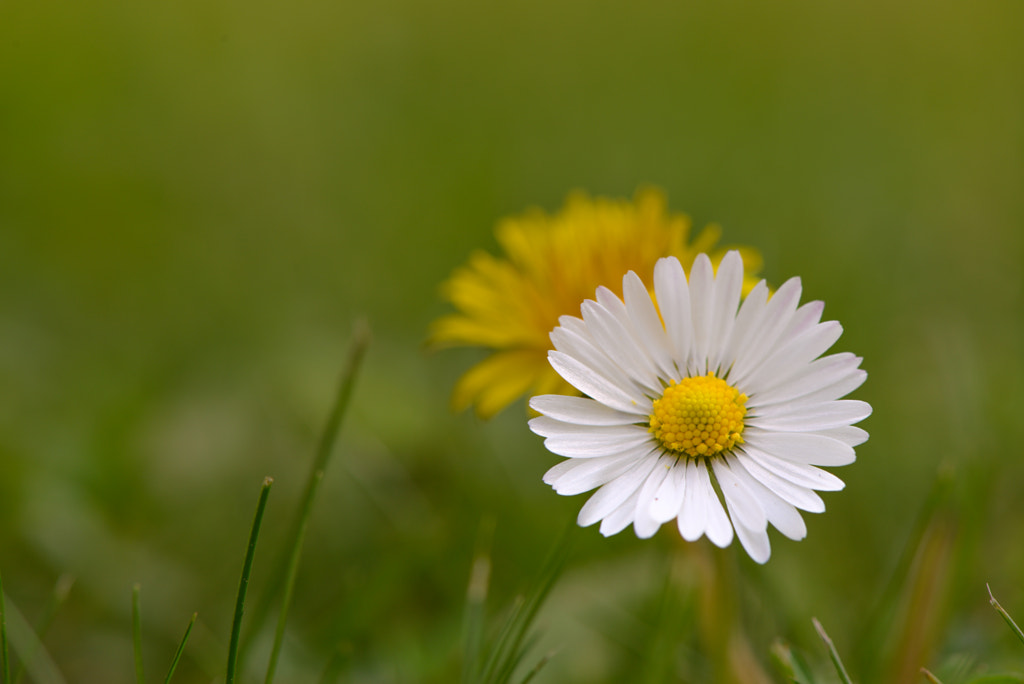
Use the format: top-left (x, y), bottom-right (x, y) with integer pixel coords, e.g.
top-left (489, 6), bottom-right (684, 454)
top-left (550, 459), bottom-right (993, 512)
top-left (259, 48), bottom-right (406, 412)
top-left (1, 1), bottom-right (1022, 682)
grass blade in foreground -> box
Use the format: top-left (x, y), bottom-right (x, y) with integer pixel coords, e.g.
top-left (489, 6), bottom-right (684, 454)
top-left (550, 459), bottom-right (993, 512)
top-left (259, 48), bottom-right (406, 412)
top-left (164, 612), bottom-right (197, 684)
top-left (0, 595), bottom-right (66, 684)
top-left (132, 584), bottom-right (144, 684)
top-left (240, 321), bottom-right (369, 676)
top-left (477, 528), bottom-right (571, 684)
top-left (1, 568), bottom-right (10, 684)
top-left (264, 321), bottom-right (370, 684)
top-left (813, 618), bottom-right (853, 684)
top-left (920, 667), bottom-right (945, 683)
top-left (13, 574), bottom-right (74, 684)
top-left (226, 477), bottom-right (274, 684)
top-left (462, 518), bottom-right (495, 684)
top-left (988, 584), bottom-right (1024, 647)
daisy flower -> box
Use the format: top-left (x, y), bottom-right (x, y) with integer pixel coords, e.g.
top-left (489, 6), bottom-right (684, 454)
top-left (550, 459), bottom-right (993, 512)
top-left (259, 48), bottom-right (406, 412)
top-left (528, 251), bottom-right (870, 563)
top-left (430, 189), bottom-right (762, 418)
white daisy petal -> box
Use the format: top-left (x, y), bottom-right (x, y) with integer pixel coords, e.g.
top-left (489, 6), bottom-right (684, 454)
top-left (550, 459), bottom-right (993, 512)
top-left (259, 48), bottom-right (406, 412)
top-left (698, 461), bottom-right (734, 548)
top-left (622, 271), bottom-right (677, 378)
top-left (550, 318), bottom-right (649, 399)
top-left (581, 297), bottom-right (662, 393)
top-left (529, 394), bottom-right (644, 426)
top-left (541, 427), bottom-right (652, 459)
top-left (741, 321), bottom-right (843, 395)
top-left (747, 430), bottom-right (856, 466)
top-left (547, 350), bottom-right (649, 414)
top-left (720, 280), bottom-right (770, 372)
top-left (632, 454), bottom-right (675, 538)
top-left (713, 463), bottom-right (772, 563)
top-left (739, 446), bottom-right (845, 492)
top-left (677, 459), bottom-right (709, 541)
top-left (735, 449), bottom-right (827, 512)
top-left (815, 425), bottom-right (870, 447)
top-left (728, 455), bottom-right (807, 540)
top-left (650, 459), bottom-right (687, 523)
top-left (599, 488), bottom-right (643, 536)
top-left (687, 254), bottom-right (715, 373)
top-left (726, 276), bottom-right (803, 385)
top-left (748, 399), bottom-right (873, 432)
top-left (578, 453), bottom-right (660, 527)
top-left (712, 459), bottom-right (768, 534)
top-left (706, 251), bottom-right (744, 373)
top-left (752, 352), bottom-right (864, 406)
top-left (654, 256), bottom-right (693, 370)
top-left (543, 452), bottom-right (640, 495)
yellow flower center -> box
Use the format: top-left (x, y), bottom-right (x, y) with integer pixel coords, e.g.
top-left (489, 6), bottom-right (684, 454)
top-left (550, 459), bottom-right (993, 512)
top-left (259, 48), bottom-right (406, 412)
top-left (648, 374), bottom-right (747, 458)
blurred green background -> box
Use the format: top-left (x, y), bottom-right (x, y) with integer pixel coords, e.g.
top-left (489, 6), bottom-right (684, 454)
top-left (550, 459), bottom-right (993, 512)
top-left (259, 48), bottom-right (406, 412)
top-left (1, 0), bottom-right (1023, 682)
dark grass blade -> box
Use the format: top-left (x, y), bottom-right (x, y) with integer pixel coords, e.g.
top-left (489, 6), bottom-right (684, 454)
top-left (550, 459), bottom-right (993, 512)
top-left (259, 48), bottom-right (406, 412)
top-left (241, 322), bottom-right (370, 671)
top-left (988, 584), bottom-right (1024, 647)
top-left (132, 584), bottom-right (145, 684)
top-left (226, 477), bottom-right (274, 684)
top-left (813, 618), bottom-right (853, 684)
top-left (13, 574), bottom-right (74, 684)
top-left (1, 568), bottom-right (10, 684)
top-left (163, 612), bottom-right (197, 684)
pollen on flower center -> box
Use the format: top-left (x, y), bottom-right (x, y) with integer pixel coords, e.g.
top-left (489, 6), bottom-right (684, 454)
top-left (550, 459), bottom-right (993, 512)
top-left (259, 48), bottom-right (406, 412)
top-left (648, 373), bottom-right (748, 458)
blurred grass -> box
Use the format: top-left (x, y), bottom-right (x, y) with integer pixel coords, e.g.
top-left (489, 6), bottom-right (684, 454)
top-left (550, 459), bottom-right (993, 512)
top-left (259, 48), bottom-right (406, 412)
top-left (1, 0), bottom-right (1023, 681)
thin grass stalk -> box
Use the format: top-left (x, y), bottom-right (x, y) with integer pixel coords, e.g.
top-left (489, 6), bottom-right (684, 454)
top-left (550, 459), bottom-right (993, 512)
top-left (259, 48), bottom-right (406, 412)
top-left (13, 574), bottom-right (74, 684)
top-left (1, 568), bottom-right (10, 684)
top-left (517, 649), bottom-right (556, 684)
top-left (163, 613), bottom-right (197, 684)
top-left (478, 529), bottom-right (569, 684)
top-left (264, 471), bottom-right (324, 684)
top-left (987, 584), bottom-right (1024, 646)
top-left (226, 477), bottom-right (274, 684)
top-left (132, 584), bottom-right (145, 684)
top-left (241, 321), bottom-right (370, 667)
top-left (462, 518), bottom-right (495, 684)
top-left (919, 667), bottom-right (944, 683)
top-left (0, 597), bottom-right (65, 684)
top-left (812, 618), bottom-right (853, 684)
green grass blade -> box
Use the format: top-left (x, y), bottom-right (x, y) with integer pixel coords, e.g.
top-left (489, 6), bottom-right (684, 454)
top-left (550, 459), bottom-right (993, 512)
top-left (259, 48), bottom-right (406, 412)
top-left (988, 584), bottom-right (1024, 647)
top-left (264, 471), bottom-right (324, 684)
top-left (1, 568), bottom-right (10, 684)
top-left (517, 649), bottom-right (556, 684)
top-left (241, 321), bottom-right (370, 669)
top-left (478, 528), bottom-right (570, 684)
top-left (462, 518), bottom-right (495, 684)
top-left (0, 596), bottom-right (65, 684)
top-left (13, 574), bottom-right (74, 684)
top-left (132, 584), bottom-right (145, 684)
top-left (226, 477), bottom-right (274, 684)
top-left (813, 618), bottom-right (853, 684)
top-left (163, 612), bottom-right (197, 684)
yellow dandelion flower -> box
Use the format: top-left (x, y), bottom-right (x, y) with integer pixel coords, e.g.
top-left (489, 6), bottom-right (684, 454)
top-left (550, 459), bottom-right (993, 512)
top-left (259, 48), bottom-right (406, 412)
top-left (430, 188), bottom-right (763, 418)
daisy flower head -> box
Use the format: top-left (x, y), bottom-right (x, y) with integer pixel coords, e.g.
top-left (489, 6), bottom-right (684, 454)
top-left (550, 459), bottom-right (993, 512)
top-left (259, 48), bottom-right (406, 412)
top-left (430, 189), bottom-right (762, 418)
top-left (528, 251), bottom-right (870, 563)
